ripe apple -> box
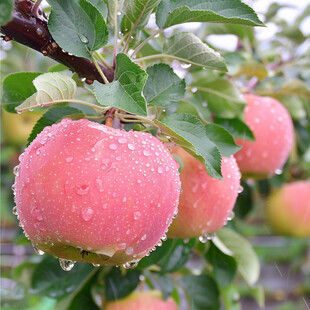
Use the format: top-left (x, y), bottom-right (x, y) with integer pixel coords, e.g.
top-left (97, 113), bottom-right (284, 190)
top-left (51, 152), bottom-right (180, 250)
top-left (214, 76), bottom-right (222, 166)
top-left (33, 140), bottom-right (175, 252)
top-left (235, 94), bottom-right (294, 178)
top-left (267, 181), bottom-right (310, 237)
top-left (13, 118), bottom-right (181, 267)
top-left (168, 147), bottom-right (241, 239)
top-left (1, 108), bottom-right (42, 147)
top-left (106, 291), bottom-right (178, 310)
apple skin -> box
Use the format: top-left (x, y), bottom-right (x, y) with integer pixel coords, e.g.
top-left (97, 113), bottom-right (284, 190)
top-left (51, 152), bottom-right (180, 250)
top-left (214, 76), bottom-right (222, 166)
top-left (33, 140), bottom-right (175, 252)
top-left (168, 147), bottom-right (241, 239)
top-left (1, 108), bottom-right (42, 147)
top-left (14, 118), bottom-right (181, 265)
top-left (106, 291), bottom-right (178, 310)
top-left (235, 94), bottom-right (294, 178)
top-left (267, 181), bottom-right (310, 237)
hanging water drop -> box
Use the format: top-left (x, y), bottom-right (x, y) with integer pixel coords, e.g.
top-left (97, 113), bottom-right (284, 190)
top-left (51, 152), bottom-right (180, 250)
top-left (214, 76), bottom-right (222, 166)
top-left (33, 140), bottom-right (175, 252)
top-left (13, 165), bottom-right (19, 176)
top-left (275, 168), bottom-right (282, 175)
top-left (33, 245), bottom-right (45, 255)
top-left (123, 260), bottom-right (139, 269)
top-left (227, 211), bottom-right (235, 221)
top-left (59, 258), bottom-right (76, 271)
top-left (238, 185), bottom-right (244, 193)
top-left (12, 206), bottom-right (18, 215)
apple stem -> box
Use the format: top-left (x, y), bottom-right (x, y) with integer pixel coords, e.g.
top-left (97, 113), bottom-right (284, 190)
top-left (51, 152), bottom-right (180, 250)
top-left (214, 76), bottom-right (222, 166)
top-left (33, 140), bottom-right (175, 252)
top-left (105, 108), bottom-right (116, 127)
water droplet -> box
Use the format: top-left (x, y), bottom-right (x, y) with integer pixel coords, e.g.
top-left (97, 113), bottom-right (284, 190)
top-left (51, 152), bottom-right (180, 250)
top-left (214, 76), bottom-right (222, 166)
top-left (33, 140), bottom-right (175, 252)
top-left (33, 245), bottom-right (44, 255)
top-left (128, 144), bottom-right (135, 150)
top-left (81, 207), bottom-right (94, 221)
top-left (12, 206), bottom-right (18, 215)
top-left (181, 63), bottom-right (191, 69)
top-left (137, 179), bottom-right (141, 184)
top-left (161, 233), bottom-right (167, 241)
top-left (183, 238), bottom-right (190, 244)
top-left (191, 87), bottom-right (198, 93)
top-left (158, 166), bottom-right (164, 174)
top-left (31, 206), bottom-right (43, 221)
top-left (123, 260), bottom-right (139, 269)
top-left (95, 178), bottom-right (104, 192)
top-left (118, 137), bottom-right (127, 144)
top-left (117, 11), bottom-right (121, 16)
top-left (141, 234), bottom-right (147, 241)
top-left (66, 157), bottom-right (73, 163)
top-left (109, 144), bottom-right (117, 150)
top-left (74, 184), bottom-right (90, 195)
top-left (78, 33), bottom-right (89, 44)
top-left (238, 185), bottom-right (244, 193)
top-left (143, 150), bottom-right (151, 156)
top-left (125, 247), bottom-right (134, 255)
top-left (13, 165), bottom-right (19, 176)
top-left (275, 169), bottom-right (282, 175)
top-left (92, 263), bottom-right (100, 267)
top-left (227, 211), bottom-right (235, 221)
top-left (134, 211), bottom-right (141, 220)
top-left (199, 233), bottom-right (216, 243)
top-left (59, 258), bottom-right (76, 271)
top-left (157, 240), bottom-right (163, 247)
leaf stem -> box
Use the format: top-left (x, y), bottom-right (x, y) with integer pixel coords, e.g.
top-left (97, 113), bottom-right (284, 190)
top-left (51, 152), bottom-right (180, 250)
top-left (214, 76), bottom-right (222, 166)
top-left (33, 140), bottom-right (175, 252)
top-left (31, 0), bottom-right (43, 18)
top-left (90, 52), bottom-right (110, 84)
top-left (105, 107), bottom-right (116, 127)
top-left (95, 51), bottom-right (114, 71)
top-left (131, 29), bottom-right (164, 58)
top-left (114, 112), bottom-right (154, 125)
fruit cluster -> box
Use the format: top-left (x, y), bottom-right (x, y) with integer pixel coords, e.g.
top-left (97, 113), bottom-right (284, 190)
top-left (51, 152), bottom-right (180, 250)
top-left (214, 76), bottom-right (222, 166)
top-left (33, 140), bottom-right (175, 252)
top-left (12, 94), bottom-right (302, 273)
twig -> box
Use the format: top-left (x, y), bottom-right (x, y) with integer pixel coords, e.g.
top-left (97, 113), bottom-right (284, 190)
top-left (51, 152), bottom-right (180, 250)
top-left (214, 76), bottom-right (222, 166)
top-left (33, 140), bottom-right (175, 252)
top-left (105, 108), bottom-right (116, 127)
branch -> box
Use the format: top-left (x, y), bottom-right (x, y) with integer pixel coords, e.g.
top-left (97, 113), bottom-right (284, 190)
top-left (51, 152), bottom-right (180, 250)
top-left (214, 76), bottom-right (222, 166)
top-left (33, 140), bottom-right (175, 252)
top-left (1, 0), bottom-right (114, 84)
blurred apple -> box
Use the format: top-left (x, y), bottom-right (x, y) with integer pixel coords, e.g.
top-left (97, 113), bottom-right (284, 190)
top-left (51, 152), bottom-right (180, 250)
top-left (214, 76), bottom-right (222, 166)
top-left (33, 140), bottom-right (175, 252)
top-left (1, 109), bottom-right (41, 147)
top-left (106, 291), bottom-right (178, 310)
top-left (267, 181), bottom-right (310, 237)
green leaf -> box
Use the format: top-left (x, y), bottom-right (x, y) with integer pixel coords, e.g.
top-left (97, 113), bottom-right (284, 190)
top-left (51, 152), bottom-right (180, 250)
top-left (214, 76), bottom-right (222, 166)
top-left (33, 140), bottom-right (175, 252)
top-left (156, 0), bottom-right (264, 29)
top-left (0, 0), bottom-right (13, 26)
top-left (27, 107), bottom-right (84, 146)
top-left (156, 275), bottom-right (174, 300)
top-left (273, 95), bottom-right (306, 121)
top-left (121, 0), bottom-right (161, 33)
top-left (104, 0), bottom-right (124, 26)
top-left (93, 53), bottom-right (148, 116)
top-left (155, 113), bottom-right (222, 179)
top-left (163, 32), bottom-right (227, 71)
top-left (30, 255), bottom-right (94, 299)
top-left (205, 123), bottom-right (241, 157)
top-left (214, 228), bottom-right (260, 286)
top-left (192, 74), bottom-right (245, 118)
top-left (205, 243), bottom-right (237, 288)
top-left (88, 0), bottom-right (108, 18)
top-left (138, 239), bottom-right (195, 273)
top-left (214, 117), bottom-right (255, 141)
top-left (2, 72), bottom-right (42, 113)
top-left (48, 64), bottom-right (69, 72)
top-left (233, 181), bottom-right (253, 218)
top-left (105, 268), bottom-right (140, 301)
top-left (15, 73), bottom-right (77, 113)
top-left (47, 0), bottom-right (108, 59)
top-left (143, 64), bottom-right (186, 108)
top-left (179, 275), bottom-right (220, 310)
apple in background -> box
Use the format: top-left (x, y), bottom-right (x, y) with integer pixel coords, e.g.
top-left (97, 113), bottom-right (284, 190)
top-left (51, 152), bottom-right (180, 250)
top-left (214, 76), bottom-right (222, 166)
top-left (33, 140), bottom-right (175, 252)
top-left (106, 291), bottom-right (178, 310)
top-left (13, 118), bottom-right (181, 268)
top-left (267, 181), bottom-right (310, 237)
top-left (168, 147), bottom-right (241, 240)
top-left (235, 94), bottom-right (294, 178)
top-left (1, 108), bottom-right (42, 147)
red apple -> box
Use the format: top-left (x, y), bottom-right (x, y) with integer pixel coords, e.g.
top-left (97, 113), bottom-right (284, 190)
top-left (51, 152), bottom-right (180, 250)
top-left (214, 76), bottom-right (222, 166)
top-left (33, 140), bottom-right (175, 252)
top-left (168, 147), bottom-right (241, 239)
top-left (13, 118), bottom-right (181, 267)
top-left (106, 291), bottom-right (178, 310)
top-left (235, 94), bottom-right (294, 178)
top-left (267, 181), bottom-right (310, 237)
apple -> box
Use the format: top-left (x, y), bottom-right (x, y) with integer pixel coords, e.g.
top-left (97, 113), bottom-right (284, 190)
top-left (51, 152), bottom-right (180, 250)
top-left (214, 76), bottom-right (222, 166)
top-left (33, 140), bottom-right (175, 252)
top-left (168, 147), bottom-right (241, 239)
top-left (1, 108), bottom-right (42, 147)
top-left (267, 181), bottom-right (310, 237)
top-left (235, 94), bottom-right (294, 178)
top-left (13, 118), bottom-right (181, 268)
top-left (106, 291), bottom-right (178, 310)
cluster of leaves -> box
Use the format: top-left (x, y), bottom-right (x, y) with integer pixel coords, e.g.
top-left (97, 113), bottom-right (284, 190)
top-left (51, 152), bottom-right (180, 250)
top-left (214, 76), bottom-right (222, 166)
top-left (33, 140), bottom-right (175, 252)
top-left (1, 0), bottom-right (310, 309)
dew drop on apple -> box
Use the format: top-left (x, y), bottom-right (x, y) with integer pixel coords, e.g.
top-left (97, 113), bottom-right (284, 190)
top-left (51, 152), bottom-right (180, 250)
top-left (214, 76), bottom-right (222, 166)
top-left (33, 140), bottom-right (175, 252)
top-left (33, 244), bottom-right (44, 255)
top-left (81, 207), bottom-right (94, 221)
top-left (134, 211), bottom-right (141, 220)
top-left (157, 240), bottom-right (163, 247)
top-left (227, 211), bottom-right (235, 221)
top-left (275, 168), bottom-right (282, 175)
top-left (238, 185), bottom-right (244, 193)
top-left (13, 165), bottom-right (19, 176)
top-left (12, 206), bottom-right (18, 215)
top-left (123, 260), bottom-right (139, 269)
top-left (66, 157), bottom-right (73, 163)
top-left (59, 258), bottom-right (76, 271)
top-left (125, 247), bottom-right (134, 255)
top-left (158, 166), bottom-right (164, 174)
top-left (128, 144), bottom-right (135, 150)
top-left (109, 143), bottom-right (117, 150)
